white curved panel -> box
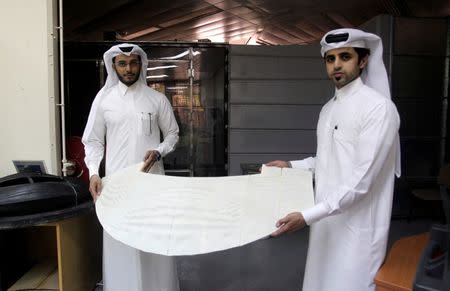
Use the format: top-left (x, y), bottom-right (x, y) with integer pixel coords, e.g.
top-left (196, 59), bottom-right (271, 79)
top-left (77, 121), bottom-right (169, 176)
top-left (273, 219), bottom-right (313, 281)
top-left (96, 164), bottom-right (314, 256)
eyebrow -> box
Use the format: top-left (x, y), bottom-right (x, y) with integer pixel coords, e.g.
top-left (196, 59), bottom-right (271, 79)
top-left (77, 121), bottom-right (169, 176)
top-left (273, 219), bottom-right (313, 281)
top-left (325, 51), bottom-right (352, 58)
top-left (117, 60), bottom-right (139, 63)
top-left (115, 57), bottom-right (140, 62)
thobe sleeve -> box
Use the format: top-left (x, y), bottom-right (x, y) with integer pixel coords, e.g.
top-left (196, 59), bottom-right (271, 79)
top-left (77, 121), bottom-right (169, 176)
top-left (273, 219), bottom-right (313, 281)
top-left (302, 100), bottom-right (400, 225)
top-left (82, 96), bottom-right (106, 178)
top-left (290, 157), bottom-right (316, 172)
top-left (154, 97), bottom-right (179, 157)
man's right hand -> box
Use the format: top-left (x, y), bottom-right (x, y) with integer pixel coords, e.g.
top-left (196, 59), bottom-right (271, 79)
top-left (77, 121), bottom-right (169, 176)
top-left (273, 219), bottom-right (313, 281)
top-left (265, 160), bottom-right (291, 168)
top-left (89, 175), bottom-right (102, 202)
top-left (271, 212), bottom-right (306, 237)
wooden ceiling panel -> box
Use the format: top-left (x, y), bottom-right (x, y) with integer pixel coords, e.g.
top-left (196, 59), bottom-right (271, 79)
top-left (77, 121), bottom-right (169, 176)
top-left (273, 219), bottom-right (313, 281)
top-left (208, 0), bottom-right (243, 11)
top-left (293, 19), bottom-right (327, 38)
top-left (272, 23), bottom-right (316, 43)
top-left (257, 32), bottom-right (292, 45)
top-left (69, 1), bottom-right (195, 33)
top-left (118, 27), bottom-right (161, 41)
top-left (131, 11), bottom-right (232, 40)
top-left (231, 10), bottom-right (266, 26)
top-left (247, 0), bottom-right (299, 15)
top-left (182, 11), bottom-right (240, 30)
top-left (119, 1), bottom-right (216, 33)
top-left (325, 13), bottom-right (355, 28)
top-left (192, 17), bottom-right (242, 34)
top-left (164, 20), bottom-right (256, 43)
top-left (133, 12), bottom-right (244, 41)
top-left (157, 6), bottom-right (221, 28)
top-left (204, 0), bottom-right (225, 5)
top-left (196, 21), bottom-right (256, 37)
top-left (262, 26), bottom-right (303, 44)
top-left (64, 0), bottom-right (450, 44)
top-left (219, 28), bottom-right (258, 43)
top-left (64, 0), bottom-right (132, 33)
top-left (304, 14), bottom-right (343, 34)
top-left (174, 25), bottom-right (256, 43)
top-left (227, 6), bottom-right (258, 16)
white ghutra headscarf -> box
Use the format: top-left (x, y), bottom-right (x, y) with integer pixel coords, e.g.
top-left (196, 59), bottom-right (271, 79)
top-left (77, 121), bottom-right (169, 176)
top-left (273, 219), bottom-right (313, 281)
top-left (320, 28), bottom-right (401, 177)
top-left (102, 43), bottom-right (149, 91)
top-left (320, 28), bottom-right (391, 99)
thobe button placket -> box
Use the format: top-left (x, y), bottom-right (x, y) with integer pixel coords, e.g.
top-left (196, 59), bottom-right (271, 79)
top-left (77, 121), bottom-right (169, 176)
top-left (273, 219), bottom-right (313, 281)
top-left (332, 125), bottom-right (338, 139)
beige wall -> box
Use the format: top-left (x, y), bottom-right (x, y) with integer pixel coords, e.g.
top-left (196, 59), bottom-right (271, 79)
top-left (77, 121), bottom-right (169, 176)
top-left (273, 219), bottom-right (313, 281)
top-left (0, 0), bottom-right (60, 176)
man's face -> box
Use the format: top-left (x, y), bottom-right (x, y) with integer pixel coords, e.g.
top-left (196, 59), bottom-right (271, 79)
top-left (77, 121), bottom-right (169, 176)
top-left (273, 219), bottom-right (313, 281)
top-left (324, 47), bottom-right (367, 89)
top-left (112, 54), bottom-right (141, 86)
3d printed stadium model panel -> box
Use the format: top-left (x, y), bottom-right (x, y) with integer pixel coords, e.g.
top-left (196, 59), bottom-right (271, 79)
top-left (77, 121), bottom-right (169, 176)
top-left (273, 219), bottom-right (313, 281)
top-left (96, 164), bottom-right (314, 256)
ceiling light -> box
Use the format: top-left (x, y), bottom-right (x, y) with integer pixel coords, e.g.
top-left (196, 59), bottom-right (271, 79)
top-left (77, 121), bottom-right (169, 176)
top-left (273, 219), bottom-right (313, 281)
top-left (146, 75), bottom-right (168, 79)
top-left (147, 65), bottom-right (178, 71)
top-left (166, 86), bottom-right (188, 90)
top-left (160, 50), bottom-right (201, 60)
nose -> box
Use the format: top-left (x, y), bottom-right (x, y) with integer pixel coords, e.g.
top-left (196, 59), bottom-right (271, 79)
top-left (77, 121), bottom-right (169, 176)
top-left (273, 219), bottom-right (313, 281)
top-left (125, 64), bottom-right (133, 72)
top-left (333, 58), bottom-right (342, 70)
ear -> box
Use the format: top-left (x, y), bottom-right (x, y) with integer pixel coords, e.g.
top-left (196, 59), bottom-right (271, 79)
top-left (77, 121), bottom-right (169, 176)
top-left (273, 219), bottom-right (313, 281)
top-left (359, 54), bottom-right (369, 69)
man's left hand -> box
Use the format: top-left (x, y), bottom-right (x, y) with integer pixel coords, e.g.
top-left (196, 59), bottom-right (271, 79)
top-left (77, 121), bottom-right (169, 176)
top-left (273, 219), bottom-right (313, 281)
top-left (141, 150), bottom-right (161, 172)
top-left (271, 212), bottom-right (306, 237)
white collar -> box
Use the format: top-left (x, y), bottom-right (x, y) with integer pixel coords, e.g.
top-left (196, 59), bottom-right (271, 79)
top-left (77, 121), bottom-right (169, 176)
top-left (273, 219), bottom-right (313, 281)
top-left (117, 81), bottom-right (139, 96)
top-left (334, 77), bottom-right (363, 100)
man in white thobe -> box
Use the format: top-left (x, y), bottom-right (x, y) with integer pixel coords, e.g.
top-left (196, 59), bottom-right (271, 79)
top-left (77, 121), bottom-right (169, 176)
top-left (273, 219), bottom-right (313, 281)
top-left (82, 43), bottom-right (180, 291)
top-left (268, 29), bottom-right (401, 291)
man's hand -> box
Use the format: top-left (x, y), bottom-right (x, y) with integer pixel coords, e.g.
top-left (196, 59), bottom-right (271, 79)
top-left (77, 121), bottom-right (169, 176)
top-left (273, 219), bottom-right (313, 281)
top-left (265, 160), bottom-right (291, 168)
top-left (141, 150), bottom-right (161, 172)
top-left (89, 175), bottom-right (102, 202)
top-left (271, 212), bottom-right (306, 237)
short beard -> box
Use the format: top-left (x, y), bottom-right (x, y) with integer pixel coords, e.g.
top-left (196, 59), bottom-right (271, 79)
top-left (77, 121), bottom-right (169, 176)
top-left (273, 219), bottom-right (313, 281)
top-left (118, 74), bottom-right (139, 86)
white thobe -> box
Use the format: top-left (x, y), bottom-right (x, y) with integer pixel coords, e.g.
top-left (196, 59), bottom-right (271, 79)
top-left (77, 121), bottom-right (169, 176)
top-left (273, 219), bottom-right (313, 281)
top-left (83, 81), bottom-right (180, 291)
top-left (291, 78), bottom-right (400, 291)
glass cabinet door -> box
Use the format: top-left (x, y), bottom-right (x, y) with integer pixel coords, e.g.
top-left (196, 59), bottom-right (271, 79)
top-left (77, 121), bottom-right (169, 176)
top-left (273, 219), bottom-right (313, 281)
top-left (145, 46), bottom-right (226, 177)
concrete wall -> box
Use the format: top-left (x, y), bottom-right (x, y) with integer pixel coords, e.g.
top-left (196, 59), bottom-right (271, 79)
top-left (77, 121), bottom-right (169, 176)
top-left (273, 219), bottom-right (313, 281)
top-left (0, 0), bottom-right (60, 176)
